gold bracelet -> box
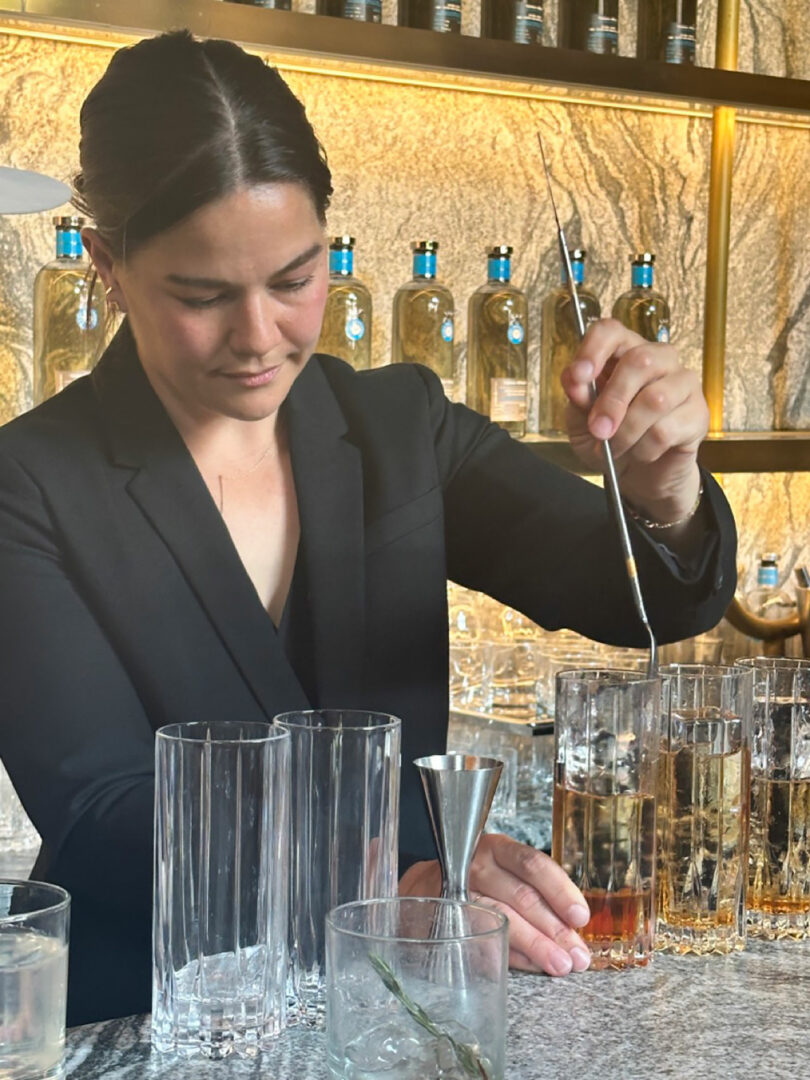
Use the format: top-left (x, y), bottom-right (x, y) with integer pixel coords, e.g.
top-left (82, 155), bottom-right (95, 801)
top-left (625, 481), bottom-right (704, 531)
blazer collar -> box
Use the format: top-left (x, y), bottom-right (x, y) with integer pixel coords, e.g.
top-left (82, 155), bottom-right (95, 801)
top-left (91, 324), bottom-right (366, 712)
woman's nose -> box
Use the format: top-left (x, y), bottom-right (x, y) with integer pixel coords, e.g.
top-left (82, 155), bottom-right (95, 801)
top-left (228, 293), bottom-right (284, 357)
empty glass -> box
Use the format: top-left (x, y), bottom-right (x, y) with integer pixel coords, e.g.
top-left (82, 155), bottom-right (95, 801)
top-left (490, 641), bottom-right (542, 719)
top-left (0, 880), bottom-right (69, 1080)
top-left (552, 669), bottom-right (660, 969)
top-left (449, 640), bottom-right (494, 713)
top-left (737, 657), bottom-right (810, 939)
top-left (275, 710), bottom-right (401, 1027)
top-left (656, 664), bottom-right (752, 955)
top-left (152, 721), bottom-right (290, 1058)
top-left (326, 898), bottom-right (508, 1080)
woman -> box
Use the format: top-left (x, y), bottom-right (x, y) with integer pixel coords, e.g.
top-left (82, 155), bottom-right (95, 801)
top-left (0, 30), bottom-right (735, 1025)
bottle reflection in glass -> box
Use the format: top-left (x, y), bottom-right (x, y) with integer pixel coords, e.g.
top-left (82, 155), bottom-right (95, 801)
top-left (539, 248), bottom-right (600, 435)
top-left (398, 0), bottom-right (462, 33)
top-left (557, 0), bottom-right (618, 55)
top-left (33, 216), bottom-right (107, 405)
top-left (466, 246), bottom-right (528, 437)
top-left (637, 0), bottom-right (697, 64)
top-left (317, 0), bottom-right (381, 21)
top-left (317, 236), bottom-right (372, 371)
top-left (481, 0), bottom-right (544, 44)
top-left (391, 241), bottom-right (456, 398)
top-left (612, 253), bottom-right (671, 344)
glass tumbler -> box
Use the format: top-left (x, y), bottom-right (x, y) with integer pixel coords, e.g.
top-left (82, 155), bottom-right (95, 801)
top-left (0, 881), bottom-right (69, 1080)
top-left (274, 710), bottom-right (401, 1027)
top-left (552, 669), bottom-right (660, 969)
top-left (152, 721), bottom-right (290, 1058)
top-left (326, 897), bottom-right (508, 1080)
top-left (656, 664), bottom-right (752, 954)
top-left (737, 657), bottom-right (810, 939)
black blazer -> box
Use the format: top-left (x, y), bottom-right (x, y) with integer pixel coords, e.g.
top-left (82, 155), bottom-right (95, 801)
top-left (0, 324), bottom-right (736, 1024)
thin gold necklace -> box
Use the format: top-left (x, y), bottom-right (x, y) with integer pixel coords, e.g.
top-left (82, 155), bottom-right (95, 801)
top-left (216, 440), bottom-right (275, 516)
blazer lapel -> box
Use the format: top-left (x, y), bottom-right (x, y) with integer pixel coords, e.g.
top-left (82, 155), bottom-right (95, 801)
top-left (91, 324), bottom-right (310, 717)
top-left (285, 357), bottom-right (366, 706)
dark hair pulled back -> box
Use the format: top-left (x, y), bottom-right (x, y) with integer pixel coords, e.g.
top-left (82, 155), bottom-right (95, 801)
top-left (73, 30), bottom-right (333, 258)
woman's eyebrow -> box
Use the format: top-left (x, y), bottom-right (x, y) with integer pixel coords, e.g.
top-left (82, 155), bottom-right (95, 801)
top-left (164, 242), bottom-right (324, 289)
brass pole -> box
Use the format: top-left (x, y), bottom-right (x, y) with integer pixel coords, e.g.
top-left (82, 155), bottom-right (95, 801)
top-left (702, 0), bottom-right (741, 433)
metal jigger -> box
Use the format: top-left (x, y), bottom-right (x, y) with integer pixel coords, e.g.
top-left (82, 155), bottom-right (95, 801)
top-left (414, 753), bottom-right (503, 902)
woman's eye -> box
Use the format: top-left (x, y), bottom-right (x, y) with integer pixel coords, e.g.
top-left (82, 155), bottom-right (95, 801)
top-left (181, 295), bottom-right (225, 309)
top-left (275, 275), bottom-right (314, 293)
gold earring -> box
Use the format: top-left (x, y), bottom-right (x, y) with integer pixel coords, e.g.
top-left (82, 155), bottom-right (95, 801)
top-left (104, 285), bottom-right (120, 315)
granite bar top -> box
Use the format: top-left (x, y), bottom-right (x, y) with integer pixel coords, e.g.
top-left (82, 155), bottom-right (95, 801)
top-left (66, 940), bottom-right (810, 1079)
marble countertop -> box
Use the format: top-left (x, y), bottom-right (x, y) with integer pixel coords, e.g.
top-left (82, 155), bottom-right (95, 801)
top-left (66, 940), bottom-right (810, 1079)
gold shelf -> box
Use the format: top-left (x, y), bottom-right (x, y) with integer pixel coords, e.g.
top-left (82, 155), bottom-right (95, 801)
top-left (522, 432), bottom-right (810, 476)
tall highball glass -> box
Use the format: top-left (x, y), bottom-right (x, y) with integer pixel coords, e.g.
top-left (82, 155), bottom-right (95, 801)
top-left (152, 721), bottom-right (290, 1058)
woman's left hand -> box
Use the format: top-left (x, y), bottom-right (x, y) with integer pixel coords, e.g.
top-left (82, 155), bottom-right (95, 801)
top-left (561, 318), bottom-right (708, 526)
top-left (399, 834), bottom-right (592, 976)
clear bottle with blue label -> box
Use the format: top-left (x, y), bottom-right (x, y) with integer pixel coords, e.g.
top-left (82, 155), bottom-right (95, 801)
top-left (391, 241), bottom-right (456, 398)
top-left (540, 248), bottom-right (601, 435)
top-left (32, 216), bottom-right (107, 405)
top-left (557, 0), bottom-right (619, 55)
top-left (611, 252), bottom-right (671, 345)
top-left (467, 246), bottom-right (528, 437)
top-left (637, 1), bottom-right (697, 65)
top-left (398, 0), bottom-right (462, 33)
top-left (317, 0), bottom-right (381, 22)
top-left (317, 236), bottom-right (372, 371)
top-left (745, 553), bottom-right (796, 623)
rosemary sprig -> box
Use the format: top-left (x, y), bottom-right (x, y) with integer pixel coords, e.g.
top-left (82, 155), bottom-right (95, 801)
top-left (368, 953), bottom-right (492, 1080)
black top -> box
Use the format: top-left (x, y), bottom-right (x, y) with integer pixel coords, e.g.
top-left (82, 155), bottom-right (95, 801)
top-left (0, 322), bottom-right (737, 1025)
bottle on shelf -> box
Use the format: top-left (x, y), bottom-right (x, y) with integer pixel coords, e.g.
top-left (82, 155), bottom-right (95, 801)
top-left (391, 240), bottom-right (456, 399)
top-left (481, 0), bottom-right (544, 45)
top-left (316, 236), bottom-right (372, 370)
top-left (539, 248), bottom-right (600, 435)
top-left (466, 245), bottom-right (528, 437)
top-left (636, 1), bottom-right (697, 65)
top-left (611, 252), bottom-right (671, 344)
top-left (745, 553), bottom-right (796, 622)
top-left (557, 0), bottom-right (618, 56)
top-left (229, 0), bottom-right (291, 8)
top-left (317, 0), bottom-right (381, 22)
top-left (32, 216), bottom-right (107, 406)
top-left (398, 0), bottom-right (462, 34)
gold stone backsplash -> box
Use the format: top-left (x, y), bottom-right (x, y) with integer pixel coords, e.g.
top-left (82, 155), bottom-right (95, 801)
top-left (0, 5), bottom-right (807, 594)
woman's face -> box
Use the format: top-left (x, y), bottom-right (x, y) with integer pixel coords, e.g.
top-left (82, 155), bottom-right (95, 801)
top-left (112, 182), bottom-right (329, 427)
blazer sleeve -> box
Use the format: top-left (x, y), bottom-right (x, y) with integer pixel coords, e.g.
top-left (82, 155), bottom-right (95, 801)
top-left (413, 366), bottom-right (737, 647)
top-left (0, 450), bottom-right (154, 918)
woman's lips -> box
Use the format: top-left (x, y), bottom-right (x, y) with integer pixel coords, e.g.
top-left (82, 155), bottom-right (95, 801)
top-left (221, 365), bottom-right (281, 388)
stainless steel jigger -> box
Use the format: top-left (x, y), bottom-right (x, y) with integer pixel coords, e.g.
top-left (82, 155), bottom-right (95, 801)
top-left (414, 753), bottom-right (503, 902)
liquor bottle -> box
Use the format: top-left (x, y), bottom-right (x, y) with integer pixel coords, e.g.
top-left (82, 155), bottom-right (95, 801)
top-left (316, 236), bottom-right (372, 370)
top-left (32, 216), bottom-right (107, 405)
top-left (611, 253), bottom-right (671, 344)
top-left (745, 553), bottom-right (796, 622)
top-left (539, 249), bottom-right (600, 435)
top-left (481, 0), bottom-right (544, 44)
top-left (466, 246), bottom-right (528, 437)
top-left (557, 0), bottom-right (618, 55)
top-left (230, 0), bottom-right (291, 8)
top-left (637, 0), bottom-right (697, 65)
top-left (391, 241), bottom-right (455, 398)
top-left (317, 0), bottom-right (381, 21)
top-left (398, 0), bottom-right (462, 34)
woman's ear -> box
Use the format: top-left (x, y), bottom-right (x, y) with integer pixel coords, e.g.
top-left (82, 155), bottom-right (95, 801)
top-left (81, 227), bottom-right (127, 311)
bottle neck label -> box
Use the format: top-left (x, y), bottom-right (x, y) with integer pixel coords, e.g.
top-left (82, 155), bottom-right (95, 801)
top-left (413, 252), bottom-right (437, 279)
top-left (488, 256), bottom-right (511, 283)
top-left (514, 1), bottom-right (544, 43)
top-left (665, 22), bottom-right (696, 64)
top-left (441, 314), bottom-right (454, 343)
top-left (632, 264), bottom-right (654, 288)
top-left (432, 0), bottom-right (461, 32)
top-left (57, 230), bottom-right (82, 259)
top-left (330, 249), bottom-right (354, 276)
top-left (561, 261), bottom-right (584, 286)
top-left (587, 14), bottom-right (618, 53)
top-left (757, 566), bottom-right (779, 587)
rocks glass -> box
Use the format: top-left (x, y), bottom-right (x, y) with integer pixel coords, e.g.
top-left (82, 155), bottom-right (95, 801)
top-left (326, 897), bottom-right (508, 1080)
top-left (0, 880), bottom-right (69, 1080)
top-left (552, 669), bottom-right (660, 969)
top-left (656, 664), bottom-right (752, 954)
top-left (152, 721), bottom-right (290, 1058)
top-left (737, 657), bottom-right (810, 939)
top-left (274, 710), bottom-right (401, 1027)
